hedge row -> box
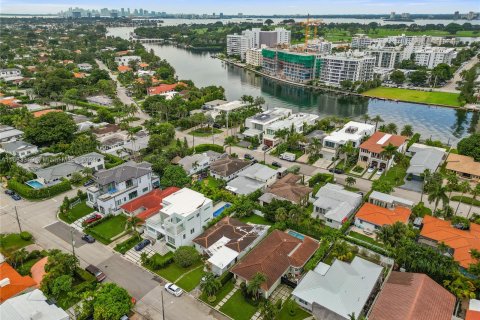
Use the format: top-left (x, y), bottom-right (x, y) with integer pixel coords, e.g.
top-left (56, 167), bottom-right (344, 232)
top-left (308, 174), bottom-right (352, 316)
top-left (147, 252), bottom-right (174, 270)
top-left (218, 270), bottom-right (234, 285)
top-left (103, 153), bottom-right (125, 169)
top-left (8, 179), bottom-right (72, 200)
top-left (191, 144), bottom-right (224, 154)
top-left (114, 235), bottom-right (142, 254)
top-left (308, 173), bottom-right (334, 187)
top-left (343, 235), bottom-right (391, 257)
top-left (304, 240), bottom-right (332, 271)
top-left (451, 195), bottom-right (480, 207)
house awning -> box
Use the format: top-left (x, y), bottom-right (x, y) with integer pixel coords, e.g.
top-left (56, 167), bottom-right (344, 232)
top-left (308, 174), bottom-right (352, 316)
top-left (243, 128), bottom-right (263, 138)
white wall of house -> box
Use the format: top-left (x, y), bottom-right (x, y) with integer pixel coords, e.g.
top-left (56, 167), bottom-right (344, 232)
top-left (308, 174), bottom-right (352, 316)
top-left (354, 218), bottom-right (380, 232)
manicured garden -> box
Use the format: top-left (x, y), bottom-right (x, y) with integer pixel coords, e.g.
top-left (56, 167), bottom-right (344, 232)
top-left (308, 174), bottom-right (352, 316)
top-left (348, 231), bottom-right (383, 247)
top-left (200, 281), bottom-right (235, 306)
top-left (190, 127), bottom-right (222, 137)
top-left (154, 260), bottom-right (203, 283)
top-left (278, 298), bottom-right (311, 320)
top-left (451, 195), bottom-right (480, 207)
top-left (239, 214), bottom-right (273, 226)
top-left (59, 201), bottom-right (94, 223)
top-left (175, 265), bottom-right (205, 291)
top-left (363, 87), bottom-right (461, 107)
top-left (0, 232), bottom-right (33, 255)
top-left (219, 290), bottom-right (258, 320)
top-left (86, 215), bottom-right (128, 244)
top-left (114, 234), bottom-right (142, 254)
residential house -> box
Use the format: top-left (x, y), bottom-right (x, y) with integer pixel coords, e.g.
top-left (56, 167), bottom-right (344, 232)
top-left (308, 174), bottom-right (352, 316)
top-left (117, 65), bottom-right (132, 73)
top-left (210, 100), bottom-right (248, 119)
top-left (466, 299), bottom-right (480, 320)
top-left (77, 63), bottom-right (93, 71)
top-left (35, 162), bottom-right (85, 185)
top-left (406, 144), bottom-right (446, 180)
top-left (0, 68), bottom-right (21, 79)
top-left (259, 173), bottom-right (312, 206)
top-left (226, 163), bottom-right (277, 195)
top-left (210, 156), bottom-right (252, 181)
top-left (446, 153), bottom-right (480, 181)
top-left (0, 97), bottom-right (22, 108)
top-left (1, 141), bottom-right (38, 159)
top-left (243, 108), bottom-right (292, 140)
top-left (231, 230), bottom-right (319, 298)
top-left (178, 151), bottom-right (225, 176)
top-left (0, 289), bottom-right (69, 320)
top-left (203, 99), bottom-right (228, 110)
top-left (98, 133), bottom-right (128, 152)
top-left (114, 55), bottom-right (141, 66)
top-left (354, 202), bottom-right (411, 232)
top-left (193, 217), bottom-right (268, 275)
top-left (120, 187), bottom-right (180, 221)
top-left (93, 124), bottom-right (121, 137)
top-left (418, 215), bottom-right (480, 269)
top-left (358, 132), bottom-right (408, 170)
top-left (32, 109), bottom-right (62, 118)
top-left (292, 257), bottom-right (383, 320)
top-left (86, 161), bottom-right (157, 215)
top-left (86, 95), bottom-right (113, 106)
top-left (0, 262), bottom-right (36, 303)
top-left (72, 152), bottom-right (105, 171)
top-left (144, 188), bottom-right (213, 250)
top-left (0, 125), bottom-right (23, 142)
top-left (322, 121), bottom-right (375, 160)
top-left (263, 113), bottom-right (319, 147)
top-left (147, 82), bottom-right (186, 97)
top-left (312, 183), bottom-right (362, 229)
top-left (368, 191), bottom-right (414, 209)
top-left (368, 272), bottom-right (455, 320)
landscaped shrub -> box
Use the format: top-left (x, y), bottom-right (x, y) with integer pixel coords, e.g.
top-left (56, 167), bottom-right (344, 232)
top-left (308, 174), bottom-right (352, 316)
top-left (19, 231), bottom-right (33, 241)
top-left (173, 246), bottom-right (200, 268)
top-left (104, 153), bottom-right (124, 169)
top-left (8, 179), bottom-right (72, 200)
top-left (342, 235), bottom-right (390, 257)
top-left (218, 271), bottom-right (234, 286)
top-left (308, 173), bottom-right (334, 187)
top-left (304, 240), bottom-right (332, 271)
top-left (114, 235), bottom-right (142, 254)
top-left (191, 144), bottom-right (224, 154)
top-left (148, 254), bottom-right (174, 270)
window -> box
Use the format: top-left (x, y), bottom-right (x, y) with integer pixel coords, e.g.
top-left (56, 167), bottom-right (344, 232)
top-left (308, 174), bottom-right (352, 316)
top-left (327, 218), bottom-right (333, 223)
top-left (126, 179), bottom-right (133, 188)
top-left (190, 228), bottom-right (195, 234)
top-left (142, 187), bottom-right (148, 193)
top-left (183, 234), bottom-right (186, 239)
top-left (116, 200), bottom-right (122, 206)
top-left (128, 191), bottom-right (138, 200)
top-left (167, 236), bottom-right (175, 245)
top-left (188, 216), bottom-right (194, 221)
top-left (196, 213), bottom-right (200, 217)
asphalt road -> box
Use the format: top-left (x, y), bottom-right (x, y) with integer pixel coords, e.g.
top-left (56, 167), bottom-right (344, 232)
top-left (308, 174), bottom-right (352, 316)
top-left (44, 221), bottom-right (86, 249)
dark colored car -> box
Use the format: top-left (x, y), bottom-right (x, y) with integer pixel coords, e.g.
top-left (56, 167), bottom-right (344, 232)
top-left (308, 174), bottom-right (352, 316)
top-left (83, 214), bottom-right (102, 225)
top-left (11, 194), bottom-right (21, 201)
top-left (83, 179), bottom-right (95, 187)
top-left (262, 145), bottom-right (269, 151)
top-left (244, 154), bottom-right (254, 160)
top-left (272, 161), bottom-right (282, 168)
top-left (4, 189), bottom-right (14, 195)
top-left (329, 168), bottom-right (345, 174)
top-left (85, 264), bottom-right (106, 282)
top-left (134, 239), bottom-right (151, 251)
top-left (81, 234), bottom-right (96, 243)
top-left (213, 123), bottom-right (222, 129)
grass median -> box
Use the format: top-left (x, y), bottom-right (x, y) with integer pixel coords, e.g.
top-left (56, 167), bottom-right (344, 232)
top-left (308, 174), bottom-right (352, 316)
top-left (364, 87), bottom-right (461, 107)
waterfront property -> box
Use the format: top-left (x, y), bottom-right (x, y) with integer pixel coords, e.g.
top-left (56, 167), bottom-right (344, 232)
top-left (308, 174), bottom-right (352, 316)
top-left (322, 121), bottom-right (375, 160)
top-left (231, 229), bottom-right (319, 298)
top-left (144, 188), bottom-right (213, 250)
top-left (358, 131), bottom-right (407, 170)
top-left (243, 107), bottom-right (292, 140)
top-left (363, 87), bottom-right (461, 107)
top-left (406, 143), bottom-right (446, 180)
top-left (319, 52), bottom-right (376, 86)
top-left (114, 55), bottom-right (141, 66)
top-left (446, 153), bottom-right (480, 181)
top-left (226, 163), bottom-right (277, 195)
top-left (262, 49), bottom-right (320, 83)
top-left (263, 112), bottom-right (319, 147)
top-left (292, 257), bottom-right (382, 320)
top-left (192, 217), bottom-right (268, 276)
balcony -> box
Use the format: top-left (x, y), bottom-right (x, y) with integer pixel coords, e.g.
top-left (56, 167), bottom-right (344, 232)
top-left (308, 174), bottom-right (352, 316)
top-left (163, 217), bottom-right (186, 235)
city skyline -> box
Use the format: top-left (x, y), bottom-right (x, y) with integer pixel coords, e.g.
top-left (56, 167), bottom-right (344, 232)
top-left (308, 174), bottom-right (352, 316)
top-left (1, 0), bottom-right (479, 15)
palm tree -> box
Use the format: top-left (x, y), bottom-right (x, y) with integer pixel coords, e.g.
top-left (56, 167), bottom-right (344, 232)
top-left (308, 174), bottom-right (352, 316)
top-left (307, 137), bottom-right (322, 160)
top-left (427, 183), bottom-right (449, 215)
top-left (247, 272), bottom-right (267, 300)
top-left (126, 216), bottom-right (142, 236)
top-left (200, 272), bottom-right (222, 299)
top-left (275, 207), bottom-right (288, 222)
top-left (274, 128), bottom-right (290, 142)
top-left (445, 172), bottom-right (459, 201)
top-left (224, 136), bottom-right (236, 155)
top-left (380, 143), bottom-right (398, 170)
top-left (345, 176), bottom-right (356, 187)
top-left (455, 181), bottom-right (472, 215)
top-left (371, 115), bottom-right (384, 131)
top-left (385, 123), bottom-right (398, 134)
top-left (339, 141), bottom-right (355, 168)
top-left (420, 169), bottom-right (432, 203)
top-left (400, 125), bottom-right (414, 137)
top-left (360, 114), bottom-right (370, 124)
top-left (259, 300), bottom-right (279, 320)
top-left (467, 183), bottom-right (480, 218)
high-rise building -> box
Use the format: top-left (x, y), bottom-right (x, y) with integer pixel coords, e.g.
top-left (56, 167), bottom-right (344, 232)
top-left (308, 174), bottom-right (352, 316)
top-left (262, 49), bottom-right (321, 83)
top-left (220, 13), bottom-right (224, 18)
top-left (365, 46), bottom-right (404, 68)
top-left (227, 34), bottom-right (250, 60)
top-left (413, 47), bottom-right (455, 69)
top-left (454, 11), bottom-right (460, 19)
top-left (390, 12), bottom-right (396, 19)
top-left (238, 13), bottom-right (243, 17)
top-left (319, 53), bottom-right (375, 86)
top-left (72, 11), bottom-right (82, 18)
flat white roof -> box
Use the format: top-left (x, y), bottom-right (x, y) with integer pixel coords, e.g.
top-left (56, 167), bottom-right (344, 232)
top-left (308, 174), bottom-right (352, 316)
top-left (207, 246), bottom-right (239, 269)
top-left (214, 100), bottom-right (246, 112)
top-left (161, 188), bottom-right (211, 217)
top-left (325, 121), bottom-right (374, 144)
top-left (266, 113), bottom-right (319, 131)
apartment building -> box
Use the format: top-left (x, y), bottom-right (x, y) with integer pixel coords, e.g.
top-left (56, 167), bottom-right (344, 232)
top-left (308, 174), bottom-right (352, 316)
top-left (366, 46), bottom-right (405, 68)
top-left (413, 47), bottom-right (455, 69)
top-left (145, 188), bottom-right (213, 250)
top-left (246, 48), bottom-right (263, 67)
top-left (227, 34), bottom-right (250, 60)
top-left (262, 49), bottom-right (320, 83)
top-left (319, 53), bottom-right (376, 86)
top-left (86, 161), bottom-right (157, 214)
top-left (227, 28), bottom-right (291, 61)
top-left (351, 34), bottom-right (373, 49)
top-left (114, 55), bottom-right (141, 66)
top-left (322, 121), bottom-right (375, 160)
top-left (263, 112), bottom-right (319, 147)
top-left (243, 107), bottom-right (292, 139)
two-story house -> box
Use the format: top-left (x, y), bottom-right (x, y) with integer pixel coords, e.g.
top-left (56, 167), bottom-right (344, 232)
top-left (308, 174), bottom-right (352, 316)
top-left (86, 161), bottom-right (158, 215)
top-left (226, 163), bottom-right (278, 195)
top-left (243, 108), bottom-right (292, 141)
top-left (357, 132), bottom-right (407, 171)
top-left (178, 151), bottom-right (225, 176)
top-left (144, 188), bottom-right (213, 250)
top-left (114, 55), bottom-right (141, 66)
top-left (322, 121), bottom-right (375, 161)
top-left (263, 113), bottom-right (319, 147)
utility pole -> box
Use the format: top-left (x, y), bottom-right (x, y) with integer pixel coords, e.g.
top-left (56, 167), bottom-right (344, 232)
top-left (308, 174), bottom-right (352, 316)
top-left (161, 289), bottom-right (165, 320)
top-left (70, 227), bottom-right (76, 259)
top-left (14, 206), bottom-right (22, 233)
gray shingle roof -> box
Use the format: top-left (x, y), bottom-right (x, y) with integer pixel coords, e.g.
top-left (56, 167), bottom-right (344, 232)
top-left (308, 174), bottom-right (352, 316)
top-left (94, 161), bottom-right (151, 185)
top-left (35, 162), bottom-right (84, 181)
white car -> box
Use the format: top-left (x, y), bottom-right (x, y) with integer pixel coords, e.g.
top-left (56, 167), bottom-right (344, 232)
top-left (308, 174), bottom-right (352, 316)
top-left (367, 166), bottom-right (375, 173)
top-left (376, 168), bottom-right (384, 175)
top-left (165, 283), bottom-right (183, 297)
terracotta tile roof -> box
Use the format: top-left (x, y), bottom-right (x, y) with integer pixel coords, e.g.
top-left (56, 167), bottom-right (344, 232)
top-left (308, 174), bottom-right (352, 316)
top-left (265, 173), bottom-right (312, 204)
top-left (359, 131), bottom-right (407, 154)
top-left (0, 262), bottom-right (36, 302)
top-left (193, 217), bottom-right (262, 252)
top-left (116, 50), bottom-right (130, 56)
top-left (73, 72), bottom-right (86, 78)
top-left (420, 215), bottom-right (480, 268)
top-left (231, 230), bottom-right (319, 291)
top-left (120, 187), bottom-right (180, 221)
top-left (355, 203), bottom-right (411, 227)
top-left (117, 65), bottom-right (132, 73)
top-left (369, 272), bottom-right (455, 320)
top-left (466, 310), bottom-right (480, 320)
top-left (139, 62), bottom-right (149, 68)
top-left (32, 109), bottom-right (62, 118)
top-left (30, 257), bottom-right (48, 288)
top-left (0, 97), bottom-right (21, 107)
top-left (147, 82), bottom-right (186, 95)
top-left (446, 153), bottom-right (480, 178)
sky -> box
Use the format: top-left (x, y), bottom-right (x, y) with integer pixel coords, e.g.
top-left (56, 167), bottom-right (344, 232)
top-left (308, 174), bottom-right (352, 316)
top-left (0, 0), bottom-right (479, 15)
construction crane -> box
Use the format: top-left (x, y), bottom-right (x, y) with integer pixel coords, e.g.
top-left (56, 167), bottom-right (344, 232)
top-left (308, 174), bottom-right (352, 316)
top-left (301, 15), bottom-right (324, 51)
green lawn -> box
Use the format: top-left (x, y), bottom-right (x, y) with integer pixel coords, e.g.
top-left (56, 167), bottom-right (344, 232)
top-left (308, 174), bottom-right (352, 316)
top-left (381, 165), bottom-right (408, 187)
top-left (239, 214), bottom-right (273, 225)
top-left (363, 87), bottom-right (461, 107)
top-left (59, 201), bottom-right (94, 223)
top-left (154, 261), bottom-right (203, 283)
top-left (220, 290), bottom-right (258, 320)
top-left (114, 234), bottom-right (142, 254)
top-left (200, 281), bottom-right (235, 306)
top-left (348, 231), bottom-right (383, 247)
top-left (0, 233), bottom-right (33, 255)
top-left (204, 176), bottom-right (223, 189)
top-left (175, 265), bottom-right (205, 292)
top-left (87, 215), bottom-right (128, 244)
top-left (190, 128), bottom-right (222, 137)
top-left (278, 298), bottom-right (311, 320)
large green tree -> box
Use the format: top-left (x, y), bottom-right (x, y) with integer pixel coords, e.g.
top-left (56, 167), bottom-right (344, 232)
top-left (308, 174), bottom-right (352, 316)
top-left (24, 112), bottom-right (76, 146)
top-left (457, 133), bottom-right (480, 161)
top-left (160, 165), bottom-right (190, 188)
top-left (390, 69), bottom-right (405, 85)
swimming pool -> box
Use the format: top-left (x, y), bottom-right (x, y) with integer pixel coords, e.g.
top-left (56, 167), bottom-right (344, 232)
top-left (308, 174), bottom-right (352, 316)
top-left (213, 203), bottom-right (231, 217)
top-left (25, 180), bottom-right (45, 189)
top-left (287, 230), bottom-right (305, 240)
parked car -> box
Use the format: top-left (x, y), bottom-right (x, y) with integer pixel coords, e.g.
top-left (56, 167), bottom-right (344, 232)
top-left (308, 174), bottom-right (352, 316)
top-left (367, 166), bottom-right (375, 173)
top-left (83, 179), bottom-right (94, 187)
top-left (328, 168), bottom-right (345, 174)
top-left (134, 239), bottom-right (151, 251)
top-left (272, 161), bottom-right (282, 168)
top-left (81, 234), bottom-right (96, 243)
top-left (83, 214), bottom-right (102, 225)
top-left (85, 265), bottom-right (106, 282)
top-left (165, 283), bottom-right (183, 297)
top-left (279, 152), bottom-right (296, 162)
top-left (262, 145), bottom-right (269, 151)
top-left (376, 168), bottom-right (384, 175)
top-left (213, 123), bottom-right (222, 129)
top-left (4, 189), bottom-right (14, 195)
top-left (11, 194), bottom-right (21, 201)
top-left (244, 154), bottom-right (254, 160)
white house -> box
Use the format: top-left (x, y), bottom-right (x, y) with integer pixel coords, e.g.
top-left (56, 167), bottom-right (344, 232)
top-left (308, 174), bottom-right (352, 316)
top-left (0, 68), bottom-right (21, 79)
top-left (86, 161), bottom-right (157, 215)
top-left (312, 183), bottom-right (362, 229)
top-left (178, 151), bottom-right (224, 176)
top-left (243, 108), bottom-right (292, 140)
top-left (72, 152), bottom-right (105, 171)
top-left (292, 257), bottom-right (383, 319)
top-left (114, 55), bottom-right (141, 66)
top-left (226, 163), bottom-right (278, 195)
top-left (77, 63), bottom-right (93, 71)
top-left (0, 125), bottom-right (23, 143)
top-left (145, 188), bottom-right (213, 250)
top-left (1, 140), bottom-right (38, 159)
top-left (263, 112), bottom-right (319, 147)
top-left (322, 121), bottom-right (375, 160)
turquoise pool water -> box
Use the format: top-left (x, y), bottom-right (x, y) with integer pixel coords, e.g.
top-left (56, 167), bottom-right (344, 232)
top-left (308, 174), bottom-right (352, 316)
top-left (26, 180), bottom-right (45, 189)
top-left (213, 203), bottom-right (231, 217)
top-left (288, 230), bottom-right (305, 240)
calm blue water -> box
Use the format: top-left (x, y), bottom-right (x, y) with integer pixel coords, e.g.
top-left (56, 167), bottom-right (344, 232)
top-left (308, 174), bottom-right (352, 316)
top-left (288, 230), bottom-right (305, 240)
top-left (26, 180), bottom-right (44, 189)
top-left (213, 203), bottom-right (232, 217)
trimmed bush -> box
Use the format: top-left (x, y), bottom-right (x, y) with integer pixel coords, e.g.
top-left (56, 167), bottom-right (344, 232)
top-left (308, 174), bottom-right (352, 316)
top-left (104, 153), bottom-right (124, 169)
top-left (8, 179), bottom-right (72, 200)
top-left (19, 231), bottom-right (33, 241)
top-left (191, 144), bottom-right (224, 154)
top-left (308, 173), bottom-right (334, 187)
top-left (114, 235), bottom-right (142, 254)
top-left (148, 253), bottom-right (174, 270)
top-left (173, 246), bottom-right (200, 268)
top-left (342, 235), bottom-right (390, 256)
top-left (218, 271), bottom-right (234, 286)
top-left (304, 240), bottom-right (332, 271)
